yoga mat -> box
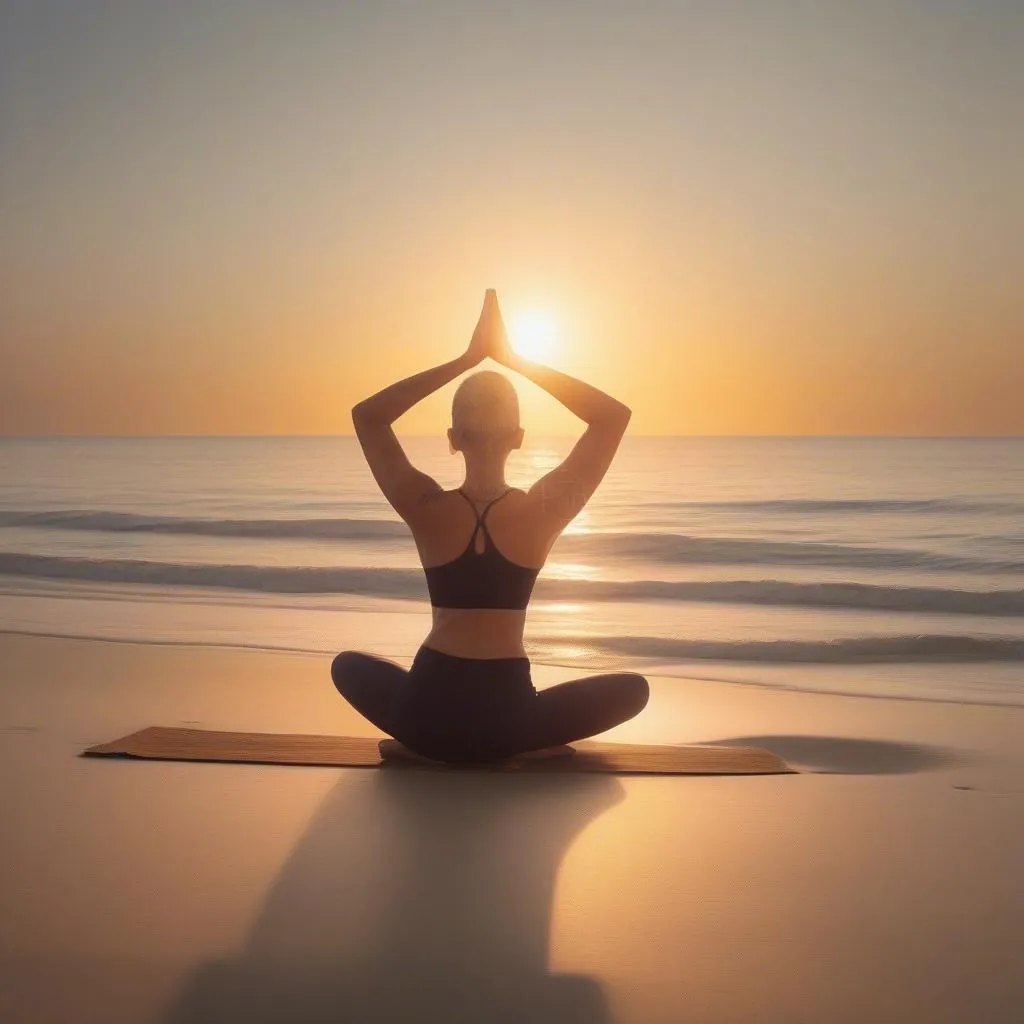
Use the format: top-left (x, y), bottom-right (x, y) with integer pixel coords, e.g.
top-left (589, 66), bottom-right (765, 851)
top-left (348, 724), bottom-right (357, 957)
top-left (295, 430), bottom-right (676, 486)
top-left (83, 726), bottom-right (794, 775)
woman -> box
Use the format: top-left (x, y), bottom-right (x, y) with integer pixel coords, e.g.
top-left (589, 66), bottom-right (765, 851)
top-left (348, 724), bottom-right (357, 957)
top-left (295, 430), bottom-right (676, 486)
top-left (333, 290), bottom-right (649, 764)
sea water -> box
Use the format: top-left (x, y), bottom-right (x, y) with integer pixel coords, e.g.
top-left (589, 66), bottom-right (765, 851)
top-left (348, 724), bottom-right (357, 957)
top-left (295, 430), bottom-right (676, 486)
top-left (1, 436), bottom-right (1022, 707)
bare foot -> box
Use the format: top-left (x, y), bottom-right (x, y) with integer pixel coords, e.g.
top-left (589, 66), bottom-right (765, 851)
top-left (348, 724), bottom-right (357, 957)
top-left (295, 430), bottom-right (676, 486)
top-left (517, 744), bottom-right (576, 761)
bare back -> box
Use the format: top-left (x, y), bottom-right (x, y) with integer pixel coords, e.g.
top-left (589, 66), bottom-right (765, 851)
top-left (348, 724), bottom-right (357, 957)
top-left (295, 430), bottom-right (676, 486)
top-left (409, 487), bottom-right (563, 660)
top-left (349, 299), bottom-right (631, 659)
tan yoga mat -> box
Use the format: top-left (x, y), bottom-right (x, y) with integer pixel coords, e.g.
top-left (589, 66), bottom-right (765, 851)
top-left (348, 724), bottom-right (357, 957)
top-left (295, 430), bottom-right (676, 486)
top-left (82, 726), bottom-right (794, 775)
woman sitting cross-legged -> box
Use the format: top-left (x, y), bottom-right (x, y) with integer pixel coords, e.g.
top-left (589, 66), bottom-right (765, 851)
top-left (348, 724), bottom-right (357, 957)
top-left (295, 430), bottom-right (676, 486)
top-left (332, 290), bottom-right (649, 765)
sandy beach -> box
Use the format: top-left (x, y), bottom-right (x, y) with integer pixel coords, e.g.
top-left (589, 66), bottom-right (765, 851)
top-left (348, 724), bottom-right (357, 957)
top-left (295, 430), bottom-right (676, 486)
top-left (5, 0), bottom-right (1024, 1018)
top-left (0, 632), bottom-right (1020, 1023)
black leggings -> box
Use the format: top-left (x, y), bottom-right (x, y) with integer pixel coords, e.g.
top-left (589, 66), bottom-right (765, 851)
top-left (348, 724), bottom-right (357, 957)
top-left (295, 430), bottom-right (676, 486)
top-left (332, 645), bottom-right (650, 764)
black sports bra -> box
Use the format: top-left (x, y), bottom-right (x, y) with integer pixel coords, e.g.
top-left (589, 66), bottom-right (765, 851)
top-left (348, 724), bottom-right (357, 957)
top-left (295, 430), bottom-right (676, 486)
top-left (423, 489), bottom-right (540, 611)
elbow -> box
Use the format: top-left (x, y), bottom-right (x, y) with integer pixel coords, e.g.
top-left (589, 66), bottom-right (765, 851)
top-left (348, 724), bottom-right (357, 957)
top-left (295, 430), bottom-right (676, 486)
top-left (351, 402), bottom-right (375, 429)
top-left (352, 401), bottom-right (393, 432)
top-left (592, 402), bottom-right (630, 435)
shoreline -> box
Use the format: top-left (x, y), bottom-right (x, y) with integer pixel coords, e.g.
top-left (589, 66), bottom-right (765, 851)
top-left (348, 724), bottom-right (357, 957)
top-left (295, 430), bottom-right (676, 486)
top-left (2, 624), bottom-right (1023, 711)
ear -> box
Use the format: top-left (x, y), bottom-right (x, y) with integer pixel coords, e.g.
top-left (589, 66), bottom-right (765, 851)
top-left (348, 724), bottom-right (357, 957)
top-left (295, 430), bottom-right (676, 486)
top-left (511, 427), bottom-right (525, 451)
top-left (447, 427), bottom-right (459, 455)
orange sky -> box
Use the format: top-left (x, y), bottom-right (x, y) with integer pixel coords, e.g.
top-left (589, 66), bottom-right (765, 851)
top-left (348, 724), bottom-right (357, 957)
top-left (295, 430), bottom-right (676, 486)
top-left (2, 3), bottom-right (1021, 436)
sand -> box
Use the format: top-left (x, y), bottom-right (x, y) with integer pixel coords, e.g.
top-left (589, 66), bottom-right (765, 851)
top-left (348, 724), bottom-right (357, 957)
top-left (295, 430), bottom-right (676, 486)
top-left (0, 633), bottom-right (1022, 1023)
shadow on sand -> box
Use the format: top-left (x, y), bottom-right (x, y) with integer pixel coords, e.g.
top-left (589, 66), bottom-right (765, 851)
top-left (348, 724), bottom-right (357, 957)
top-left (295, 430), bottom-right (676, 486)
top-left (164, 767), bottom-right (624, 1024)
top-left (706, 734), bottom-right (966, 774)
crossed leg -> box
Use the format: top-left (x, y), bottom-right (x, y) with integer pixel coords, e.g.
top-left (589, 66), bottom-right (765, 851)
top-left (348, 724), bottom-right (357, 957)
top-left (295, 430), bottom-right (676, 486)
top-left (331, 651), bottom-right (405, 734)
top-left (516, 672), bottom-right (650, 753)
top-left (331, 651), bottom-right (433, 762)
top-left (331, 650), bottom-right (650, 763)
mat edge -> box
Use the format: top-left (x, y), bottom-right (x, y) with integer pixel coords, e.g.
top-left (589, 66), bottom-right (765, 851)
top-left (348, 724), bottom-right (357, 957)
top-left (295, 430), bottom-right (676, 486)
top-left (80, 726), bottom-right (796, 775)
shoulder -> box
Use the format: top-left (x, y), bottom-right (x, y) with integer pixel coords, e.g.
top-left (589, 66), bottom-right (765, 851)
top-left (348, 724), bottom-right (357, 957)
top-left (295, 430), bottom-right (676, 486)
top-left (490, 487), bottom-right (564, 547)
top-left (407, 487), bottom-right (467, 527)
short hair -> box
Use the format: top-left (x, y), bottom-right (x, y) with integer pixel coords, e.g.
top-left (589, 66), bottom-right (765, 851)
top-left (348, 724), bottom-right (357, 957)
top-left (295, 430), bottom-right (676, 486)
top-left (451, 371), bottom-right (520, 444)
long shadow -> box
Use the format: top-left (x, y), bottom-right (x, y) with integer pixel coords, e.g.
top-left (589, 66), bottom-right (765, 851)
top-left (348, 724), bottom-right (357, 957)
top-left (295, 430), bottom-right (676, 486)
top-left (705, 734), bottom-right (967, 774)
top-left (164, 768), bottom-right (624, 1024)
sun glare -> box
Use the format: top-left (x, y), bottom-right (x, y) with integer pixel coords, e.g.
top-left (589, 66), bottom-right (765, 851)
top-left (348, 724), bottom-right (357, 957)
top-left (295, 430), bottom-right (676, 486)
top-left (508, 310), bottom-right (560, 363)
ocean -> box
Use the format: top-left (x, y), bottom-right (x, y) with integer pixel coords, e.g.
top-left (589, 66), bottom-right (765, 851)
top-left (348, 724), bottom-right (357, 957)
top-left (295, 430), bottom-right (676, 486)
top-left (1, 436), bottom-right (1022, 707)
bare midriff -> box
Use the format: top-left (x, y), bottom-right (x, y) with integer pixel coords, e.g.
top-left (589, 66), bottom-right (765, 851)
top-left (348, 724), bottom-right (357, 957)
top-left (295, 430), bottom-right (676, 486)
top-left (423, 607), bottom-right (529, 660)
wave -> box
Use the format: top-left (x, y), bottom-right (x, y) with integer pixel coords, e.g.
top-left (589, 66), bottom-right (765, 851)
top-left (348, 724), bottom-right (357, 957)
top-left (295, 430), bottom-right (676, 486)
top-left (577, 579), bottom-right (1024, 616)
top-left (2, 510), bottom-right (1021, 574)
top-left (526, 634), bottom-right (1024, 664)
top-left (0, 553), bottom-right (423, 598)
top-left (560, 533), bottom-right (1022, 574)
top-left (0, 510), bottom-right (409, 540)
top-left (2, 552), bottom-right (1024, 615)
top-left (650, 497), bottom-right (1023, 515)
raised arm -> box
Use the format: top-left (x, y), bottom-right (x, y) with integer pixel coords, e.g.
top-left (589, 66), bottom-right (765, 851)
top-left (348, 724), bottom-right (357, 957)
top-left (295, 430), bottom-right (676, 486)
top-left (518, 355), bottom-right (631, 523)
top-left (483, 302), bottom-right (631, 525)
top-left (352, 295), bottom-right (493, 521)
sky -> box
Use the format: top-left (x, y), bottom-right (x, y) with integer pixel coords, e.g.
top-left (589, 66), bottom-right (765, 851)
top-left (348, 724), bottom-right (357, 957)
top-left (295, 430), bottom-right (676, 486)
top-left (1, 0), bottom-right (1021, 436)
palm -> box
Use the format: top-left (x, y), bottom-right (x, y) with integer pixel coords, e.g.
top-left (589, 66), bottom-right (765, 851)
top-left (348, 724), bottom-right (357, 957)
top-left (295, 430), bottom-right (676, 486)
top-left (467, 290), bottom-right (512, 366)
top-left (483, 306), bottom-right (512, 364)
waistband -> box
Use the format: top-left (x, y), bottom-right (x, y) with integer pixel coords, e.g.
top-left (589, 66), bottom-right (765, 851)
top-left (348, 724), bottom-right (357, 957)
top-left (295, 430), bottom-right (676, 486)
top-left (411, 644), bottom-right (534, 691)
top-left (415, 644), bottom-right (530, 668)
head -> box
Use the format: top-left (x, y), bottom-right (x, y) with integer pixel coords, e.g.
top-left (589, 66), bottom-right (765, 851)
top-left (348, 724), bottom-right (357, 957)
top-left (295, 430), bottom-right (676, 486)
top-left (448, 371), bottom-right (524, 460)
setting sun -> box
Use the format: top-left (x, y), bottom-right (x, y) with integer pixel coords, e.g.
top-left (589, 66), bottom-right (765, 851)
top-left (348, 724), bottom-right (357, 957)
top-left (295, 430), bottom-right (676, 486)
top-left (508, 311), bottom-right (561, 363)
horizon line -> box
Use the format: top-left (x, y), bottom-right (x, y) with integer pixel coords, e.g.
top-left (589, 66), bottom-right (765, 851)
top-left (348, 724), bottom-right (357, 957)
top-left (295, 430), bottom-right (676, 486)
top-left (2, 433), bottom-right (1022, 441)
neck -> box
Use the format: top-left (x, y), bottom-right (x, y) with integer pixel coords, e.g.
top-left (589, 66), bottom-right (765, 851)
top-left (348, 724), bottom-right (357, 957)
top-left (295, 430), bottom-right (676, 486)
top-left (461, 457), bottom-right (508, 500)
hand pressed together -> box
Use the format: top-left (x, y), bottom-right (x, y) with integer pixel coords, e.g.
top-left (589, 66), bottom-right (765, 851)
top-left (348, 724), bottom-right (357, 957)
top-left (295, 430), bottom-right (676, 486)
top-left (464, 288), bottom-right (515, 368)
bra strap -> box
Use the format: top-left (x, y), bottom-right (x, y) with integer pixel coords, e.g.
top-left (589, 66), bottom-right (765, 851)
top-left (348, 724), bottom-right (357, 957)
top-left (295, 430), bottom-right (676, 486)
top-left (457, 487), bottom-right (511, 546)
top-left (479, 488), bottom-right (512, 527)
top-left (478, 489), bottom-right (512, 544)
top-left (455, 488), bottom-right (480, 520)
top-left (453, 488), bottom-right (480, 551)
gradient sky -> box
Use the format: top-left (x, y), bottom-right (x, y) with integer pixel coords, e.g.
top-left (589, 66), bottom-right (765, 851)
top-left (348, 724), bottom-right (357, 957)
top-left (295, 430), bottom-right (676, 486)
top-left (1, 1), bottom-right (1021, 436)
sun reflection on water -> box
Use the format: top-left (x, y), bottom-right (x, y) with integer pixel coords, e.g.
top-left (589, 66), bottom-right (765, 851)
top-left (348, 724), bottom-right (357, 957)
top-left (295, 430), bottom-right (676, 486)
top-left (527, 448), bottom-right (561, 473)
top-left (562, 508), bottom-right (592, 535)
top-left (526, 638), bottom-right (600, 664)
top-left (534, 602), bottom-right (585, 615)
top-left (544, 561), bottom-right (600, 581)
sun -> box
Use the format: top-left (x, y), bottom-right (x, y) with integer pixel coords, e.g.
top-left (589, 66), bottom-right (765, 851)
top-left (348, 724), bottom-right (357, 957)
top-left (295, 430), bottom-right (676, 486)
top-left (508, 310), bottom-right (560, 363)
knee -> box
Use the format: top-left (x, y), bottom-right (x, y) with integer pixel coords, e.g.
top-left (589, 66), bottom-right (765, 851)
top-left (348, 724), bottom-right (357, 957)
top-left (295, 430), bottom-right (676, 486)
top-left (331, 650), bottom-right (365, 692)
top-left (620, 673), bottom-right (650, 716)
